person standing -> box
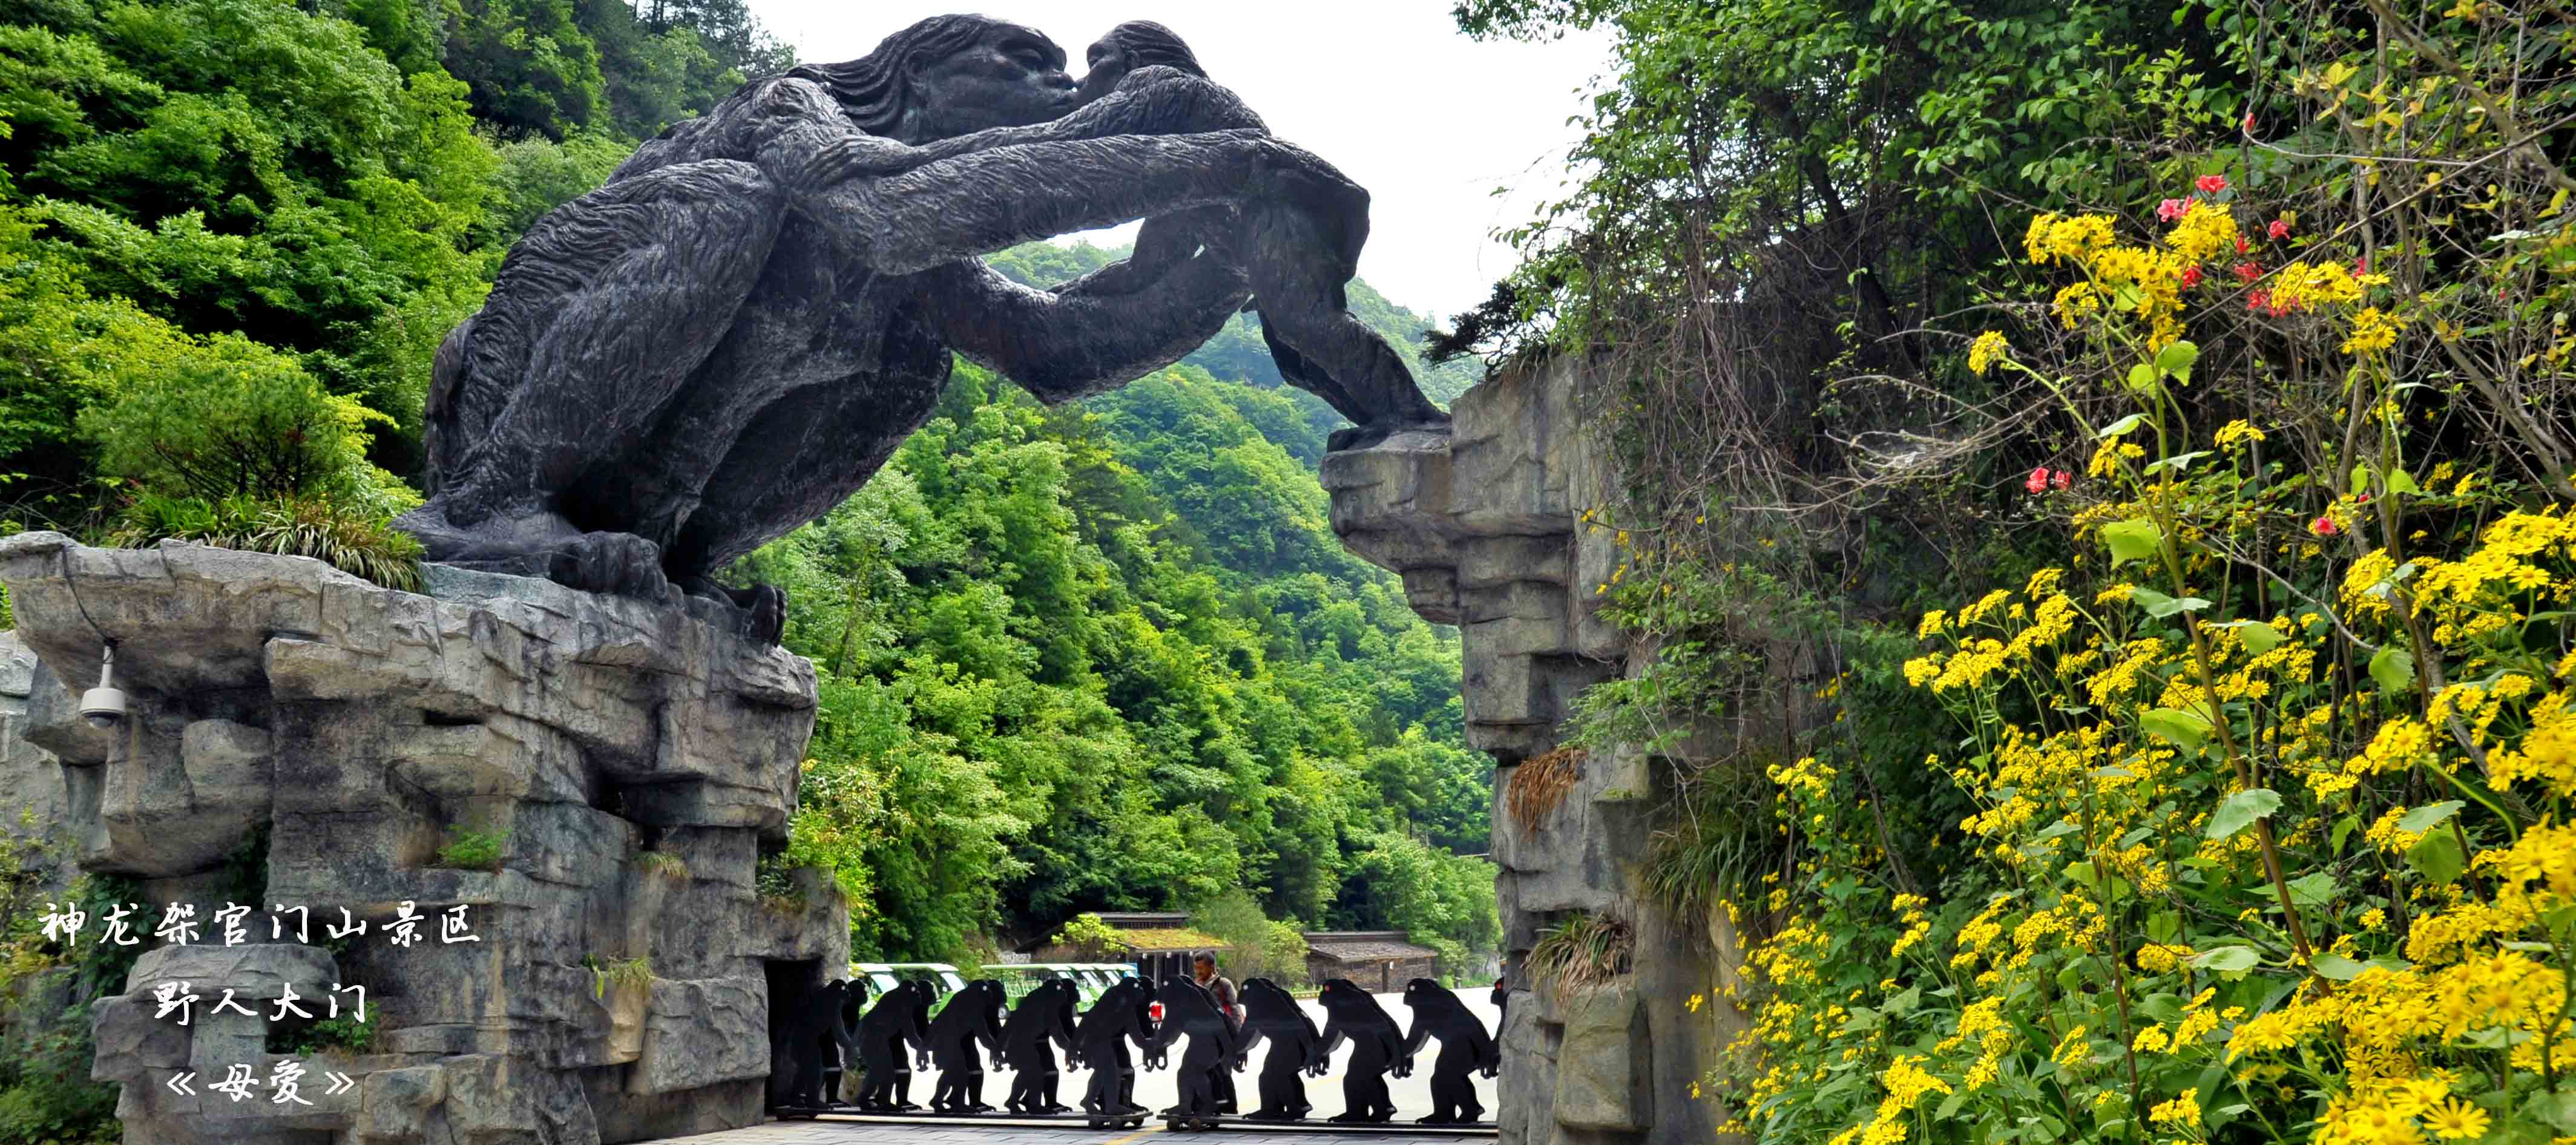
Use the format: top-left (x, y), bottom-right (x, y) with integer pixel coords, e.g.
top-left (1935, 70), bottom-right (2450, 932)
top-left (1193, 953), bottom-right (1242, 1114)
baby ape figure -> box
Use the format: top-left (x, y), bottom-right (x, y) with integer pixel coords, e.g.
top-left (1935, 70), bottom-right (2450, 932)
top-left (1317, 979), bottom-right (1408, 1123)
top-left (1238, 977), bottom-right (1325, 1121)
top-left (1401, 977), bottom-right (1500, 1124)
top-left (853, 980), bottom-right (934, 1112)
top-left (767, 977), bottom-right (865, 1111)
top-left (1148, 978), bottom-right (1241, 1131)
top-left (928, 980), bottom-right (1008, 1113)
top-left (1075, 977), bottom-right (1157, 1129)
top-left (1070, 21), bottom-right (1450, 451)
top-left (1002, 978), bottom-right (1081, 1114)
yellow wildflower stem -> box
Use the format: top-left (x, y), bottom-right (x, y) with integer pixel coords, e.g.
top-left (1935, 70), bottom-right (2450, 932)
top-left (2146, 462), bottom-right (2327, 980)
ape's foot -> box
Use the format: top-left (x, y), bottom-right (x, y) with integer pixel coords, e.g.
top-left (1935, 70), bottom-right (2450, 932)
top-left (1327, 413), bottom-right (1453, 453)
top-left (544, 531), bottom-right (675, 600)
top-left (1418, 1112), bottom-right (1460, 1126)
top-left (680, 577), bottom-right (787, 645)
top-left (1328, 1112), bottom-right (1364, 1124)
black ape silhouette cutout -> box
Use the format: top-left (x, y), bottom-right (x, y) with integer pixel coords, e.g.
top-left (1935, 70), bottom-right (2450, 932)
top-left (826, 978), bottom-right (866, 1103)
top-left (853, 979), bottom-right (934, 1111)
top-left (768, 977), bottom-right (866, 1109)
top-left (1001, 978), bottom-right (1080, 1114)
top-left (1074, 976), bottom-right (1157, 1128)
top-left (1237, 977), bottom-right (1324, 1121)
top-left (1401, 977), bottom-right (1499, 1124)
top-left (1146, 978), bottom-right (1240, 1129)
top-left (1317, 978), bottom-right (1406, 1123)
top-left (927, 979), bottom-right (1008, 1113)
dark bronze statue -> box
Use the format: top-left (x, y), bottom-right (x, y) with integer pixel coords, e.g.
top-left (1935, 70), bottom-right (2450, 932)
top-left (1000, 977), bottom-right (1080, 1114)
top-left (1070, 21), bottom-right (1448, 444)
top-left (400, 15), bottom-right (1448, 639)
top-left (1400, 977), bottom-right (1498, 1124)
top-left (1316, 978), bottom-right (1407, 1123)
top-left (925, 979), bottom-right (1008, 1113)
top-left (1237, 977), bottom-right (1325, 1121)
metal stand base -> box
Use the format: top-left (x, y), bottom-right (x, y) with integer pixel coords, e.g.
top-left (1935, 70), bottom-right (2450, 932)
top-left (770, 1103), bottom-right (1499, 1135)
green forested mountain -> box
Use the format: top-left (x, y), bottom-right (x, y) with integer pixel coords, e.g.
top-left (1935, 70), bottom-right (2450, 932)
top-left (0, 0), bottom-right (1496, 973)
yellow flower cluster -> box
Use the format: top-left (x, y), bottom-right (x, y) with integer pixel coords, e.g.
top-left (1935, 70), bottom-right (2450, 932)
top-left (1969, 330), bottom-right (2010, 375)
top-left (2342, 306), bottom-right (2400, 355)
top-left (2166, 200), bottom-right (2239, 263)
top-left (2269, 260), bottom-right (2371, 311)
top-left (2023, 211), bottom-right (2197, 344)
top-left (2214, 419), bottom-right (2267, 450)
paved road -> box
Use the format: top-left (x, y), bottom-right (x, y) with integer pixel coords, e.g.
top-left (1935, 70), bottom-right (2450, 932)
top-left (640, 991), bottom-right (1503, 1145)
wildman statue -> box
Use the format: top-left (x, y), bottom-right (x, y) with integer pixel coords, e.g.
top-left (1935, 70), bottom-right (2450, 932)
top-left (400, 14), bottom-right (1452, 640)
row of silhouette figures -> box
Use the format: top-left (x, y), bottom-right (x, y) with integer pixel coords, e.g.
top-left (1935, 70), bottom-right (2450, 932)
top-left (769, 969), bottom-right (1499, 1129)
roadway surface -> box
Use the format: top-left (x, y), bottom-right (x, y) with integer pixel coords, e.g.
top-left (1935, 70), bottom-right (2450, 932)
top-left (643, 990), bottom-right (1504, 1144)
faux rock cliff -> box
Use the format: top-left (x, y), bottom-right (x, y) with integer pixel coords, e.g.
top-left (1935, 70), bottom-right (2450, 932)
top-left (0, 533), bottom-right (847, 1145)
top-left (1324, 358), bottom-right (1740, 1145)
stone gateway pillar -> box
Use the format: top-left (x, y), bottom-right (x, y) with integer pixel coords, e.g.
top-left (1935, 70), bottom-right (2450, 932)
top-left (0, 532), bottom-right (848, 1144)
top-left (1321, 359), bottom-right (1754, 1145)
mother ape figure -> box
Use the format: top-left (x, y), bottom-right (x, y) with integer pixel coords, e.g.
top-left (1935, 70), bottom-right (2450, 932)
top-left (401, 14), bottom-right (1443, 639)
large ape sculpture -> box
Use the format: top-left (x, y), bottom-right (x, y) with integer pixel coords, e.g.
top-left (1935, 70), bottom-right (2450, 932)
top-left (398, 14), bottom-right (1442, 640)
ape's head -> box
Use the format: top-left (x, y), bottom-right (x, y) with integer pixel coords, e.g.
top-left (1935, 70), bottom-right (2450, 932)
top-left (1318, 978), bottom-right (1368, 1012)
top-left (791, 15), bottom-right (1079, 143)
top-left (1402, 977), bottom-right (1442, 1010)
top-left (1074, 21), bottom-right (1206, 105)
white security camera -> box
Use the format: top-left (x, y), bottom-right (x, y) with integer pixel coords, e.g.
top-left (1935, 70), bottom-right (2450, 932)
top-left (79, 645), bottom-right (124, 730)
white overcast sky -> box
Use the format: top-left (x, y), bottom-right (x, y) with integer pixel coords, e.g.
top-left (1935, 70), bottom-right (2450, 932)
top-left (749, 2), bottom-right (1611, 320)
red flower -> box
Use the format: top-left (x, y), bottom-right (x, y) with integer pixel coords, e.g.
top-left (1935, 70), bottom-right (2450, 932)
top-left (2196, 174), bottom-right (2229, 194)
top-left (2051, 470), bottom-right (2071, 490)
top-left (2267, 218), bottom-right (2292, 240)
top-left (2025, 466), bottom-right (2051, 494)
top-left (2247, 288), bottom-right (2272, 312)
top-left (2233, 261), bottom-right (2264, 284)
top-left (2356, 493), bottom-right (2372, 504)
top-left (2235, 235), bottom-right (2250, 255)
top-left (2353, 257), bottom-right (2370, 275)
top-left (2242, 111), bottom-right (2256, 133)
top-left (2181, 266), bottom-right (2203, 288)
top-left (2310, 517), bottom-right (2339, 537)
top-left (2157, 198), bottom-right (2189, 222)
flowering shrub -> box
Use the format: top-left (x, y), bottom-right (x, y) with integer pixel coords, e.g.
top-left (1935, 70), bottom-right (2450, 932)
top-left (1709, 7), bottom-right (2576, 1142)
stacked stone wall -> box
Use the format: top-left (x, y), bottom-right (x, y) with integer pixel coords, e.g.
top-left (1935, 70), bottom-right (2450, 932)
top-left (1326, 358), bottom-right (1786, 1144)
top-left (0, 533), bottom-right (846, 1144)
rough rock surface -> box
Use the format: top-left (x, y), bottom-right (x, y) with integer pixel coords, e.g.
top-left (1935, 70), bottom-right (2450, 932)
top-left (1323, 359), bottom-right (1744, 1144)
top-left (0, 533), bottom-right (847, 1144)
